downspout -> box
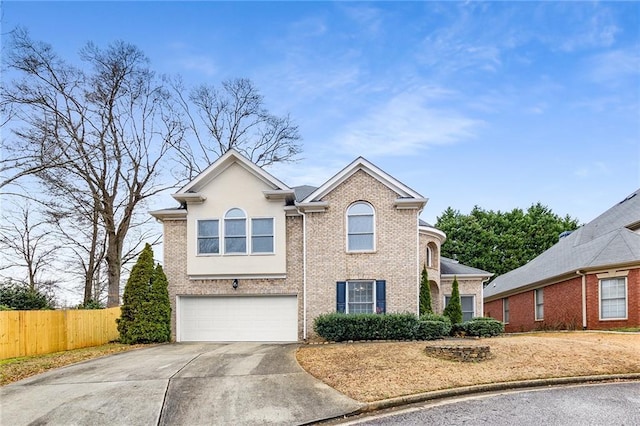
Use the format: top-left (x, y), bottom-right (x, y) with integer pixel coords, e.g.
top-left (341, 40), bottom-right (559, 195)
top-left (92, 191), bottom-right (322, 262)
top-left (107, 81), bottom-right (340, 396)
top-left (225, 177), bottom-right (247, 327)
top-left (577, 270), bottom-right (587, 329)
top-left (416, 215), bottom-right (420, 314)
top-left (480, 277), bottom-right (491, 317)
top-left (301, 209), bottom-right (308, 340)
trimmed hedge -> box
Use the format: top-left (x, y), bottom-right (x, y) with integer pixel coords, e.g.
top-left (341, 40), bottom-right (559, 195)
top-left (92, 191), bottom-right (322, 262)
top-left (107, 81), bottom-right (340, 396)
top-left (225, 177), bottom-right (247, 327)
top-left (314, 312), bottom-right (457, 342)
top-left (463, 317), bottom-right (505, 337)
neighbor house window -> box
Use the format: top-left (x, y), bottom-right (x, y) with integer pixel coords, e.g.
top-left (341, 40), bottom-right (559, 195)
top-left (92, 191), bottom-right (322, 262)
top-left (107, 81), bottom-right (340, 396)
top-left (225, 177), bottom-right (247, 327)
top-left (445, 295), bottom-right (475, 322)
top-left (224, 208), bottom-right (246, 253)
top-left (347, 281), bottom-right (374, 313)
top-left (251, 218), bottom-right (274, 253)
top-left (347, 202), bottom-right (374, 251)
top-left (197, 220), bottom-right (219, 254)
top-left (600, 277), bottom-right (627, 320)
top-left (535, 289), bottom-right (544, 320)
top-left (503, 298), bottom-right (509, 324)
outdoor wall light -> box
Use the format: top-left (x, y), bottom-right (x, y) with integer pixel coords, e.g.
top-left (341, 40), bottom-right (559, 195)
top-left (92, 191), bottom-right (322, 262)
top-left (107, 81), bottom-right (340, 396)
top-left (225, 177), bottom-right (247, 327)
top-left (232, 279), bottom-right (239, 290)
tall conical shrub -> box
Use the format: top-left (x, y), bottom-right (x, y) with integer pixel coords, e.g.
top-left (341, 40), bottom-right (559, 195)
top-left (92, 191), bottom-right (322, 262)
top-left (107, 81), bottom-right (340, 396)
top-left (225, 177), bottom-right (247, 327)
top-left (143, 264), bottom-right (171, 342)
top-left (419, 264), bottom-right (433, 315)
top-left (443, 276), bottom-right (463, 325)
top-left (117, 245), bottom-right (172, 344)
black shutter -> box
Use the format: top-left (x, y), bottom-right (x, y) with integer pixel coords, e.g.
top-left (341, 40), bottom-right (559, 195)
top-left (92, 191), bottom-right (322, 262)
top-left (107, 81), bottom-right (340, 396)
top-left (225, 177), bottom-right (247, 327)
top-left (336, 281), bottom-right (346, 313)
top-left (375, 280), bottom-right (386, 314)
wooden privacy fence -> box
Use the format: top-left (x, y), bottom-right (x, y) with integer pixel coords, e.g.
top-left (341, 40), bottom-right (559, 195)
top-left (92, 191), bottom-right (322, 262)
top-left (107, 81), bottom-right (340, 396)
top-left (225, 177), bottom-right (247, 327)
top-left (0, 307), bottom-right (121, 359)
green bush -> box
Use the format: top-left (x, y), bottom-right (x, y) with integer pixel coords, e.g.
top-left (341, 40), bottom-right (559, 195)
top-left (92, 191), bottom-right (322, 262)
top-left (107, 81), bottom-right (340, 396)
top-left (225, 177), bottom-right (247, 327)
top-left (77, 299), bottom-right (105, 309)
top-left (0, 280), bottom-right (54, 310)
top-left (419, 265), bottom-right (433, 315)
top-left (117, 244), bottom-right (171, 344)
top-left (443, 276), bottom-right (463, 325)
top-left (313, 312), bottom-right (460, 342)
top-left (417, 313), bottom-right (452, 340)
top-left (314, 313), bottom-right (421, 342)
top-left (463, 317), bottom-right (504, 337)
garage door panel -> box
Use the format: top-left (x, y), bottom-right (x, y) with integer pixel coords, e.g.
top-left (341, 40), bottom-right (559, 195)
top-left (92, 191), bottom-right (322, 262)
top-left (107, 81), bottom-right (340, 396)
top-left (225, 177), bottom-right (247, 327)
top-left (178, 296), bottom-right (297, 342)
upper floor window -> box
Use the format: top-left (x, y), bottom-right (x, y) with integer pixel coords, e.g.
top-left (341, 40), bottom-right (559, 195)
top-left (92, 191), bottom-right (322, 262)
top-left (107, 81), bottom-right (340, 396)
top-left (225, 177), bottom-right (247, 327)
top-left (224, 208), bottom-right (247, 254)
top-left (197, 219), bottom-right (219, 254)
top-left (251, 218), bottom-right (274, 254)
top-left (600, 277), bottom-right (627, 320)
top-left (347, 202), bottom-right (374, 252)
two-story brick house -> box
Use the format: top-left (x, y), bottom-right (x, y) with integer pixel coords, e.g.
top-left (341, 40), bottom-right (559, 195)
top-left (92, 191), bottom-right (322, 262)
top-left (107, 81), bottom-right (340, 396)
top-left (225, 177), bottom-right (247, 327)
top-left (151, 149), bottom-right (491, 341)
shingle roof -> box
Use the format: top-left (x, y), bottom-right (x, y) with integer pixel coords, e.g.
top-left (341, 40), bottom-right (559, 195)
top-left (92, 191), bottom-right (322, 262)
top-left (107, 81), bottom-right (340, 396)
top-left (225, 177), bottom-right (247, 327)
top-left (292, 185), bottom-right (318, 202)
top-left (485, 188), bottom-right (640, 299)
top-left (440, 257), bottom-right (493, 277)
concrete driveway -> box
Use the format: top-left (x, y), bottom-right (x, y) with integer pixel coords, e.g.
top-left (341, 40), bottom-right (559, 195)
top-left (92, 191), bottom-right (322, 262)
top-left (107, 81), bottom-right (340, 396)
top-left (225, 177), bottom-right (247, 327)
top-left (0, 343), bottom-right (363, 425)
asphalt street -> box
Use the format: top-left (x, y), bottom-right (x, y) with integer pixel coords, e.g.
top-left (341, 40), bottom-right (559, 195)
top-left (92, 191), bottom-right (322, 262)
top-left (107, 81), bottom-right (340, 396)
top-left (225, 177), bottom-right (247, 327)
top-left (341, 381), bottom-right (640, 425)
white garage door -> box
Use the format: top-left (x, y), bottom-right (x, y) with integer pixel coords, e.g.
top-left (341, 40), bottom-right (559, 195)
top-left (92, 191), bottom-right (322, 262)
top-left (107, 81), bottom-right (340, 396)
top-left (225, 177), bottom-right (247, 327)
top-left (178, 296), bottom-right (298, 342)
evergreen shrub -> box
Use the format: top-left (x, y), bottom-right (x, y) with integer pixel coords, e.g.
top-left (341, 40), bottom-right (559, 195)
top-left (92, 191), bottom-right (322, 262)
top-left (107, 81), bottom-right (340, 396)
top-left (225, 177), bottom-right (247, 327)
top-left (463, 317), bottom-right (504, 337)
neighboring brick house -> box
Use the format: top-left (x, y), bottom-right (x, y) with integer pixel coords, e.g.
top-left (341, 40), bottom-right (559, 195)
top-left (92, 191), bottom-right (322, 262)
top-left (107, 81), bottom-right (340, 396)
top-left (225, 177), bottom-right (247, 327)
top-left (484, 189), bottom-right (640, 332)
top-left (151, 149), bottom-right (490, 342)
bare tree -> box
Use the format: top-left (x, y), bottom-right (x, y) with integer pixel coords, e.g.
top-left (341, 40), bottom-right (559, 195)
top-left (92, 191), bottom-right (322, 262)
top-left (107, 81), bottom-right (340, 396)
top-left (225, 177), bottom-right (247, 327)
top-left (2, 28), bottom-right (186, 306)
top-left (173, 77), bottom-right (302, 179)
top-left (0, 202), bottom-right (60, 292)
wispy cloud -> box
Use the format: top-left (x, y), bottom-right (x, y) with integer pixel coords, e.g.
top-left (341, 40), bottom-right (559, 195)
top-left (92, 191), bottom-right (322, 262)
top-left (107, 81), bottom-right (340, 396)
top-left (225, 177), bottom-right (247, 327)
top-left (587, 46), bottom-right (640, 84)
top-left (332, 87), bottom-right (484, 157)
top-left (167, 42), bottom-right (217, 76)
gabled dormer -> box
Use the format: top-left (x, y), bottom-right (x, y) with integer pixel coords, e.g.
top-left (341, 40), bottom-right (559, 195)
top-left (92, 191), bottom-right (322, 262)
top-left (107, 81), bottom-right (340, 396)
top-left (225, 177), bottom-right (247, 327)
top-left (296, 156), bottom-right (428, 213)
top-left (168, 149), bottom-right (294, 279)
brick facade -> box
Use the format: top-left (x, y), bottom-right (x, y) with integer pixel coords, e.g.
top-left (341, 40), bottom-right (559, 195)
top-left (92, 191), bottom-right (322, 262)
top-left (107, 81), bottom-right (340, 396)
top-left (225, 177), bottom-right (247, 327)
top-left (303, 170), bottom-right (421, 337)
top-left (485, 267), bottom-right (639, 332)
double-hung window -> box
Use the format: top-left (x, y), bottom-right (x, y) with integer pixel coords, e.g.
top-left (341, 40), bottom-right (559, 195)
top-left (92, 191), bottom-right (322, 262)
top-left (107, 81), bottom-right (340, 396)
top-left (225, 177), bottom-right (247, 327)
top-left (197, 220), bottom-right (219, 254)
top-left (251, 218), bottom-right (274, 253)
top-left (535, 288), bottom-right (544, 320)
top-left (445, 295), bottom-right (475, 322)
top-left (347, 281), bottom-right (374, 313)
top-left (347, 202), bottom-right (374, 252)
top-left (600, 277), bottom-right (627, 320)
top-left (224, 208), bottom-right (247, 254)
top-left (503, 298), bottom-right (509, 324)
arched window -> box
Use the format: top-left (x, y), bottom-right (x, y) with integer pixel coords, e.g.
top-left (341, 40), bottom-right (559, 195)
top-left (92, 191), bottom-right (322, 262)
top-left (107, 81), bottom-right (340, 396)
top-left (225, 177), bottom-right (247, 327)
top-left (347, 202), bottom-right (374, 252)
top-left (426, 246), bottom-right (433, 267)
top-left (224, 208), bottom-right (247, 254)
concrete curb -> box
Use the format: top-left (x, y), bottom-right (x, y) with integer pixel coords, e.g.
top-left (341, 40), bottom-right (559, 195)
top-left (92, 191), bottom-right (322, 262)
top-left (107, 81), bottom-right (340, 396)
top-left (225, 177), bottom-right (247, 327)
top-left (310, 373), bottom-right (640, 424)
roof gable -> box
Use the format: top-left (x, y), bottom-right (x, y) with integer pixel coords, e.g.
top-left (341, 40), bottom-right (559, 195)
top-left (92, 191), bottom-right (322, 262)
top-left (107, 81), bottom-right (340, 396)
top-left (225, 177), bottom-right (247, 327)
top-left (301, 157), bottom-right (426, 203)
top-left (173, 149), bottom-right (291, 203)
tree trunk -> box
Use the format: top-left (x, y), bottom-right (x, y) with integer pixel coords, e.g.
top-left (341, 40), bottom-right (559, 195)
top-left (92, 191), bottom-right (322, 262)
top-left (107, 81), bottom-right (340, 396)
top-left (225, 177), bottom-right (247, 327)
top-left (106, 238), bottom-right (122, 307)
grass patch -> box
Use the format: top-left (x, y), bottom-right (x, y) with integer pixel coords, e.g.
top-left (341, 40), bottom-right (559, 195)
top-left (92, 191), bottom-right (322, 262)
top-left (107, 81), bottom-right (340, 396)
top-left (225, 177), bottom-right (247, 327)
top-left (296, 332), bottom-right (640, 402)
top-left (606, 327), bottom-right (640, 332)
top-left (0, 343), bottom-right (148, 386)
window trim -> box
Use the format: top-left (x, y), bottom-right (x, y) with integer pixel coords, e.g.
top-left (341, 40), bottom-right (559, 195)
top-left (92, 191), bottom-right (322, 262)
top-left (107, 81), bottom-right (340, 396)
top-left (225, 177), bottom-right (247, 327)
top-left (503, 297), bottom-right (509, 324)
top-left (444, 294), bottom-right (476, 322)
top-left (534, 288), bottom-right (544, 321)
top-left (250, 217), bottom-right (275, 254)
top-left (223, 208), bottom-right (247, 255)
top-left (346, 201), bottom-right (375, 253)
top-left (346, 280), bottom-right (376, 314)
top-left (599, 277), bottom-right (628, 321)
top-left (196, 219), bottom-right (220, 256)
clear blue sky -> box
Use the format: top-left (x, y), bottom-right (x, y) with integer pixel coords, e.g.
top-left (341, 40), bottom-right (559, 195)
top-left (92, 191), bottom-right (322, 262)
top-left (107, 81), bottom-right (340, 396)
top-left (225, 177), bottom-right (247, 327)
top-left (3, 1), bottom-right (639, 225)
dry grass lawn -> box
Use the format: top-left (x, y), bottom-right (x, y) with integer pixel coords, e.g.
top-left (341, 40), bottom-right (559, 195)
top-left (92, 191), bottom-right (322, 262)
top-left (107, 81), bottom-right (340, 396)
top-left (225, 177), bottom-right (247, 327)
top-left (296, 332), bottom-right (640, 402)
top-left (0, 343), bottom-right (148, 386)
